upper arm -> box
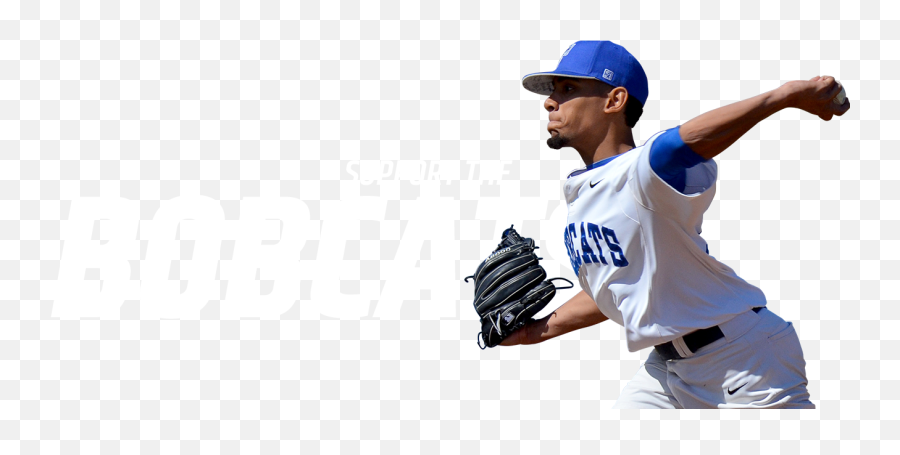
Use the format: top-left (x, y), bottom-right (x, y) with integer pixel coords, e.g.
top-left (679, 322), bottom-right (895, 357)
top-left (632, 127), bottom-right (718, 228)
top-left (648, 126), bottom-right (710, 194)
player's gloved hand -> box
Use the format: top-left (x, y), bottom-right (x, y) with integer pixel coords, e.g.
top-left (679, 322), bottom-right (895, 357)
top-left (785, 75), bottom-right (851, 121)
top-left (464, 225), bottom-right (572, 349)
top-left (499, 320), bottom-right (533, 346)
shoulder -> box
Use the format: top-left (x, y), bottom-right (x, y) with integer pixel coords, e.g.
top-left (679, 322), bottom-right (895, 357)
top-left (566, 130), bottom-right (669, 180)
top-left (642, 129), bottom-right (668, 147)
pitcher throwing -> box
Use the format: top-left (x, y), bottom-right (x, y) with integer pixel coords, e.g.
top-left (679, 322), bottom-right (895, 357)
top-left (502, 40), bottom-right (850, 408)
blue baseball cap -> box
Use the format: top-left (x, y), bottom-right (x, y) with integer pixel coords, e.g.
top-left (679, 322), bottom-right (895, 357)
top-left (522, 40), bottom-right (649, 106)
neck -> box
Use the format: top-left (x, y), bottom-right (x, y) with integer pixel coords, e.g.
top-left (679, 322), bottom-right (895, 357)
top-left (576, 125), bottom-right (636, 167)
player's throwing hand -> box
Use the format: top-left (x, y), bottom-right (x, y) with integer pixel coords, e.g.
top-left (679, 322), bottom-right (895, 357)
top-left (787, 75), bottom-right (851, 121)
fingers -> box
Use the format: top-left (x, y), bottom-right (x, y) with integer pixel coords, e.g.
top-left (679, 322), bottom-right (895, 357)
top-left (804, 75), bottom-right (851, 120)
top-left (824, 96), bottom-right (851, 121)
top-left (824, 78), bottom-right (842, 99)
top-left (836, 97), bottom-right (851, 115)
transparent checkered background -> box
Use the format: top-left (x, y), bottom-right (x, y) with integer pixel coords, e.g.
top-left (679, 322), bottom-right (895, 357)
top-left (2, 0), bottom-right (897, 453)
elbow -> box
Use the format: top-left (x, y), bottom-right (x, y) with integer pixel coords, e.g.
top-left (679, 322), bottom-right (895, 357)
top-left (677, 124), bottom-right (707, 155)
top-left (677, 124), bottom-right (721, 161)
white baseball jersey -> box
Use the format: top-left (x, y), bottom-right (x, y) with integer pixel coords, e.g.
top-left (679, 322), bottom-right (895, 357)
top-left (563, 129), bottom-right (767, 352)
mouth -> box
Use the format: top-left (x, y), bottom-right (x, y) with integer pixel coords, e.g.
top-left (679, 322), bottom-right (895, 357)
top-left (547, 120), bottom-right (563, 132)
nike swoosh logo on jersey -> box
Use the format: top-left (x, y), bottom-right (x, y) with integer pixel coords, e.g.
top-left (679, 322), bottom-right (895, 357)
top-left (727, 383), bottom-right (747, 395)
top-left (589, 179), bottom-right (603, 188)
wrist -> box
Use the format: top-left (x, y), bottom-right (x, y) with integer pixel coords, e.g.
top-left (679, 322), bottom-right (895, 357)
top-left (518, 319), bottom-right (538, 345)
top-left (517, 316), bottom-right (548, 345)
top-left (776, 81), bottom-right (800, 110)
top-left (500, 319), bottom-right (533, 346)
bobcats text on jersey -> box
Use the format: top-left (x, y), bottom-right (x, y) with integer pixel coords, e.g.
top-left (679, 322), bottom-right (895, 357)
top-left (563, 221), bottom-right (628, 276)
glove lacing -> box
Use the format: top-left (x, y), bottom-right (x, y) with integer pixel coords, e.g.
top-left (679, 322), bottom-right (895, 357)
top-left (476, 312), bottom-right (503, 350)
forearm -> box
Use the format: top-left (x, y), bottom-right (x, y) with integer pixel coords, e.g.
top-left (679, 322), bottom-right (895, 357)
top-left (679, 84), bottom-right (794, 161)
top-left (518, 290), bottom-right (608, 345)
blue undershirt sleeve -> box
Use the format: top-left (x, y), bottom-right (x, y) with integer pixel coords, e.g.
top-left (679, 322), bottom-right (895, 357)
top-left (648, 125), bottom-right (709, 194)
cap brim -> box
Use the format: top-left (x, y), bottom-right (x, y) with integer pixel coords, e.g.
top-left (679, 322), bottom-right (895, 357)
top-left (522, 71), bottom-right (601, 95)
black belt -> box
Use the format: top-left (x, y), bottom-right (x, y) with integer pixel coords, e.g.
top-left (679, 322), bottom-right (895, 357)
top-left (654, 307), bottom-right (763, 361)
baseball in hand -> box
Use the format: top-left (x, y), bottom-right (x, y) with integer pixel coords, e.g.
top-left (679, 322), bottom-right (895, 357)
top-left (833, 83), bottom-right (846, 105)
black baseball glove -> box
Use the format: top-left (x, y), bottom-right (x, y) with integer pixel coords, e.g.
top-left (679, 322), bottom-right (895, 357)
top-left (465, 225), bottom-right (573, 349)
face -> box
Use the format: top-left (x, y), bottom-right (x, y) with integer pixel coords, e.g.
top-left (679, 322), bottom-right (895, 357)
top-left (543, 76), bottom-right (625, 150)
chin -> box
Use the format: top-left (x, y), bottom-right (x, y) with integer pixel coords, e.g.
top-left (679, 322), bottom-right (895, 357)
top-left (547, 135), bottom-right (569, 150)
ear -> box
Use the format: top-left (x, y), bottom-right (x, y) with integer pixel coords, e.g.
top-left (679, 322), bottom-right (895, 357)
top-left (604, 87), bottom-right (629, 113)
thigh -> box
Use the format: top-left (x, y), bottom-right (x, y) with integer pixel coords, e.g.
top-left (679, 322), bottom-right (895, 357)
top-left (614, 349), bottom-right (682, 409)
top-left (733, 308), bottom-right (815, 409)
top-left (668, 308), bottom-right (815, 409)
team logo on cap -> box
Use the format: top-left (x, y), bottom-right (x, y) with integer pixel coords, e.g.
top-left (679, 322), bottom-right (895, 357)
top-left (562, 43), bottom-right (576, 57)
top-left (602, 69), bottom-right (614, 81)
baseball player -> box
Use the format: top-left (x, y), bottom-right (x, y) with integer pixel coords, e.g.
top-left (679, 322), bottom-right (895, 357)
top-left (501, 40), bottom-right (850, 409)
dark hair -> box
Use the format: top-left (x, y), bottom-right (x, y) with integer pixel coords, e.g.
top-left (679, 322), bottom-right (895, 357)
top-left (624, 97), bottom-right (643, 128)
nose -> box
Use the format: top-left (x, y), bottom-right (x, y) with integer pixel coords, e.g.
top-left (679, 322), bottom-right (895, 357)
top-left (544, 96), bottom-right (558, 112)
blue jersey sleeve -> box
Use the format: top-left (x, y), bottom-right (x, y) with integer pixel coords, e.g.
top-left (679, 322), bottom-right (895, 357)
top-left (632, 128), bottom-right (718, 232)
top-left (648, 126), bottom-right (709, 194)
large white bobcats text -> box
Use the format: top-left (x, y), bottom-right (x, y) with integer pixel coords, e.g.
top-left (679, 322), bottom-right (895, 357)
top-left (44, 196), bottom-right (569, 320)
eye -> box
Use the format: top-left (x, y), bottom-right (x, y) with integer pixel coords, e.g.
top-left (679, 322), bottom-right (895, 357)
top-left (564, 85), bottom-right (574, 92)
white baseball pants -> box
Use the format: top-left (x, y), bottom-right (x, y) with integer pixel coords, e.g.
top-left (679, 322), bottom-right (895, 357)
top-left (613, 307), bottom-right (815, 409)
